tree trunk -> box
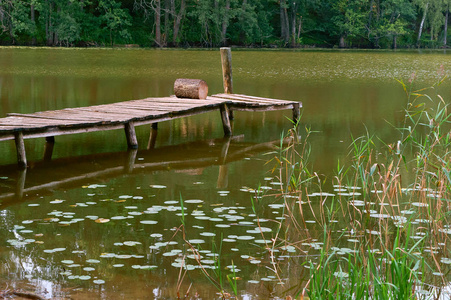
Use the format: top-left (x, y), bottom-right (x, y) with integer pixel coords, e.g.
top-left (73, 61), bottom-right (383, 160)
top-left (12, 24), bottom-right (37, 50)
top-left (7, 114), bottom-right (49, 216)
top-left (174, 78), bottom-right (208, 99)
top-left (46, 1), bottom-right (53, 46)
top-left (31, 4), bottom-right (36, 45)
top-left (417, 2), bottom-right (429, 47)
top-left (393, 35), bottom-right (397, 49)
top-left (220, 0), bottom-right (230, 46)
top-left (297, 16), bottom-right (302, 40)
top-left (280, 0), bottom-right (289, 43)
top-left (7, 1), bottom-right (14, 44)
top-left (367, 0), bottom-right (374, 29)
top-left (238, 0), bottom-right (247, 42)
top-left (155, 0), bottom-right (161, 47)
top-left (54, 6), bottom-right (60, 46)
top-left (290, 3), bottom-right (297, 47)
top-left (163, 0), bottom-right (170, 46)
top-left (173, 0), bottom-right (185, 45)
top-left (444, 8), bottom-right (449, 47)
top-left (339, 35), bottom-right (346, 48)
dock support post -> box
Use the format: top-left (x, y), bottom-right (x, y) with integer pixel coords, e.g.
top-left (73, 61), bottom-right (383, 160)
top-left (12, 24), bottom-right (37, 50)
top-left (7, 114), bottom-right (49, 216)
top-left (124, 122), bottom-right (138, 149)
top-left (292, 103), bottom-right (301, 124)
top-left (14, 132), bottom-right (27, 169)
top-left (147, 123), bottom-right (158, 150)
top-left (43, 136), bottom-right (55, 161)
top-left (220, 47), bottom-right (234, 120)
top-left (220, 104), bottom-right (233, 136)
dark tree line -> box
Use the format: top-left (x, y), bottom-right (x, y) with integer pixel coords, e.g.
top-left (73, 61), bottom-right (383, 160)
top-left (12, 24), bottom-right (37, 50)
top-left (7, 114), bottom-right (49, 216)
top-left (0, 0), bottom-right (450, 48)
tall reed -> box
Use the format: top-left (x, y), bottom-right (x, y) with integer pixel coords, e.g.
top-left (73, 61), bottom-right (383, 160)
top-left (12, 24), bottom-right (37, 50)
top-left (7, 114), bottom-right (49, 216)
top-left (265, 73), bottom-right (451, 299)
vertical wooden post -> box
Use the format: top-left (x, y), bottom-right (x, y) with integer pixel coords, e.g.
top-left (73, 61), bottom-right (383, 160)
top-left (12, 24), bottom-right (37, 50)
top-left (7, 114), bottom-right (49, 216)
top-left (124, 122), bottom-right (138, 149)
top-left (43, 136), bottom-right (55, 161)
top-left (147, 123), bottom-right (158, 150)
top-left (220, 47), bottom-right (234, 120)
top-left (220, 104), bottom-right (233, 136)
top-left (292, 103), bottom-right (301, 124)
top-left (14, 132), bottom-right (27, 169)
top-left (220, 47), bottom-right (233, 94)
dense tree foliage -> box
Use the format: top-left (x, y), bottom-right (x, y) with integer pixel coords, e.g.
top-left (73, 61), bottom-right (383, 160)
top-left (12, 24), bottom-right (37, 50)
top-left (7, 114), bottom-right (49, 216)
top-left (0, 0), bottom-right (450, 48)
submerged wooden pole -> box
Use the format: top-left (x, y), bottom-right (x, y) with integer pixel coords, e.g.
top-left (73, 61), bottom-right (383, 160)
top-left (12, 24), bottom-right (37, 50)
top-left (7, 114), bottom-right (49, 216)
top-left (147, 123), bottom-right (158, 150)
top-left (125, 149), bottom-right (138, 173)
top-left (220, 104), bottom-right (232, 136)
top-left (124, 122), bottom-right (138, 149)
top-left (16, 168), bottom-right (27, 199)
top-left (292, 103), bottom-right (301, 124)
top-left (43, 136), bottom-right (55, 162)
top-left (220, 47), bottom-right (234, 120)
top-left (14, 132), bottom-right (27, 169)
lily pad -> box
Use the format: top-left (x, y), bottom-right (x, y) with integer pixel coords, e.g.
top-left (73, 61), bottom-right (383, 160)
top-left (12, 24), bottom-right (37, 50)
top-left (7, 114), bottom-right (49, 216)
top-left (93, 279), bottom-right (105, 284)
top-left (140, 220), bottom-right (158, 225)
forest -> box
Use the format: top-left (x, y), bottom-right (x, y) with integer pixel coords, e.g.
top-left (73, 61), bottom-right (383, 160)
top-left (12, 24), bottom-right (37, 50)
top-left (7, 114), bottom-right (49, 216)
top-left (0, 0), bottom-right (450, 49)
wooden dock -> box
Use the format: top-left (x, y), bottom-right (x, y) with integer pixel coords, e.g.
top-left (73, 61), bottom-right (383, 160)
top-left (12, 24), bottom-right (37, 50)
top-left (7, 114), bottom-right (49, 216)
top-left (0, 48), bottom-right (301, 168)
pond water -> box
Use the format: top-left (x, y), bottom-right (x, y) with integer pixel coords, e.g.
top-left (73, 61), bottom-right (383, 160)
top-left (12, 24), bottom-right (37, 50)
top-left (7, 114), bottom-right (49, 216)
top-left (1, 48), bottom-right (451, 299)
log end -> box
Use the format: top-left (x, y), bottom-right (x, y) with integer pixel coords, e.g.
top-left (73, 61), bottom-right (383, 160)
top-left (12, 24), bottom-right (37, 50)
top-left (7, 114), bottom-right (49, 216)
top-left (174, 78), bottom-right (208, 100)
top-left (198, 80), bottom-right (208, 100)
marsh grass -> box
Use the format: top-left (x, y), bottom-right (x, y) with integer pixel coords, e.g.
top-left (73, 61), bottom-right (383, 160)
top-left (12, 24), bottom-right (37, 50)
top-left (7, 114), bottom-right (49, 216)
top-left (258, 74), bottom-right (451, 299)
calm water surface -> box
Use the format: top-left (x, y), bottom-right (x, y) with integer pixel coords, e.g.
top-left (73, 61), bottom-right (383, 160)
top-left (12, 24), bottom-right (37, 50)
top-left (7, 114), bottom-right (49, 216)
top-left (0, 48), bottom-right (450, 299)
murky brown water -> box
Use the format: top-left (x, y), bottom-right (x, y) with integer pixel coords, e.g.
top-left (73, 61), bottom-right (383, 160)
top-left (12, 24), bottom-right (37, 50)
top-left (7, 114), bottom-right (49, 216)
top-left (1, 48), bottom-right (451, 299)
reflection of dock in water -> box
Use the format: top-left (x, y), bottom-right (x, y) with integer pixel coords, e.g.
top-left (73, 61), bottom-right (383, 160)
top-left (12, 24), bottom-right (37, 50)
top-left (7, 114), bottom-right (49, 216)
top-left (0, 136), bottom-right (283, 206)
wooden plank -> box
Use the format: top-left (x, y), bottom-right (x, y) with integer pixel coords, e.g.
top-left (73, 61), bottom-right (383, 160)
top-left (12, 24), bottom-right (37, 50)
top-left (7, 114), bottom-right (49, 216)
top-left (228, 104), bottom-right (295, 112)
top-left (77, 107), bottom-right (153, 116)
top-left (59, 108), bottom-right (140, 121)
top-left (213, 93), bottom-right (294, 103)
top-left (7, 112), bottom-right (102, 122)
top-left (139, 98), bottom-right (226, 106)
top-left (211, 93), bottom-right (298, 105)
top-left (114, 102), bottom-right (221, 110)
top-left (0, 123), bottom-right (126, 141)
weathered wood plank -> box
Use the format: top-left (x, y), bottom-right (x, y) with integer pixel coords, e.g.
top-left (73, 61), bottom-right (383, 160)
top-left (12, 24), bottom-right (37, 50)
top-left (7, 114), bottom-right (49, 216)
top-left (211, 94), bottom-right (300, 106)
top-left (227, 104), bottom-right (296, 111)
top-left (7, 112), bottom-right (101, 122)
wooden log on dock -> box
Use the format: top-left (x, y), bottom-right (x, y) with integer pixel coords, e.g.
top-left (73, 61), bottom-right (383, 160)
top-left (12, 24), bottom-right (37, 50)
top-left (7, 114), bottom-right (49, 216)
top-left (174, 79), bottom-right (208, 100)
